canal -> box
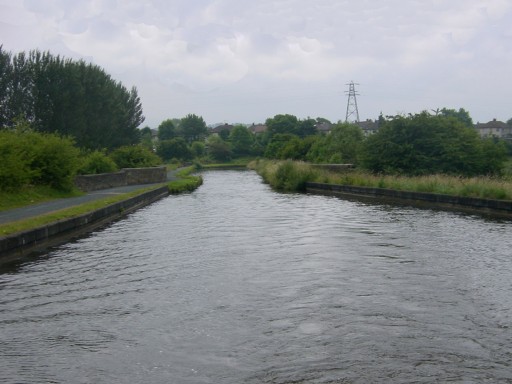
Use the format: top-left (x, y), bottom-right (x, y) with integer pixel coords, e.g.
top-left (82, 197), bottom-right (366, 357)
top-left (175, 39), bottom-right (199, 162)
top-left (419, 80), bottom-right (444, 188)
top-left (1, 170), bottom-right (511, 383)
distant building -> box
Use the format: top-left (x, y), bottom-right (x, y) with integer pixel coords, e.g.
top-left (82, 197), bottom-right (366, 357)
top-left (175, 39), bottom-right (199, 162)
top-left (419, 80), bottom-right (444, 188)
top-left (315, 122), bottom-right (332, 134)
top-left (474, 119), bottom-right (512, 140)
top-left (357, 119), bottom-right (379, 136)
top-left (211, 124), bottom-right (234, 134)
top-left (248, 124), bottom-right (267, 134)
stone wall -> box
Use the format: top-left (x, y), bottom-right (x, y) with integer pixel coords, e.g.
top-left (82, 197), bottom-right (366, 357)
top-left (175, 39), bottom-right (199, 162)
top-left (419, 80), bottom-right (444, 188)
top-left (75, 166), bottom-right (167, 192)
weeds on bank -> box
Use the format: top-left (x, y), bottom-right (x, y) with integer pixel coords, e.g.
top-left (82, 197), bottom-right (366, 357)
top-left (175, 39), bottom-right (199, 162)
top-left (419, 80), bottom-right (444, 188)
top-left (167, 165), bottom-right (203, 194)
top-left (249, 159), bottom-right (512, 200)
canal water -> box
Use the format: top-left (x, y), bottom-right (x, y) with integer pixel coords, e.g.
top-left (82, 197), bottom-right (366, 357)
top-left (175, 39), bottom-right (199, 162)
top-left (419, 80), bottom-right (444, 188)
top-left (1, 170), bottom-right (511, 383)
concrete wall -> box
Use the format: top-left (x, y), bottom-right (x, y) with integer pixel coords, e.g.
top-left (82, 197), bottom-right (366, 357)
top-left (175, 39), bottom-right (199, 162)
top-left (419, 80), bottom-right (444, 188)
top-left (305, 182), bottom-right (512, 216)
top-left (75, 166), bottom-right (167, 192)
top-left (0, 186), bottom-right (169, 263)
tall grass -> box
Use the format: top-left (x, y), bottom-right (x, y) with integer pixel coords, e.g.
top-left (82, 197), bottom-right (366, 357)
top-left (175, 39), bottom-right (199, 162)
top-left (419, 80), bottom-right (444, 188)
top-left (248, 159), bottom-right (512, 200)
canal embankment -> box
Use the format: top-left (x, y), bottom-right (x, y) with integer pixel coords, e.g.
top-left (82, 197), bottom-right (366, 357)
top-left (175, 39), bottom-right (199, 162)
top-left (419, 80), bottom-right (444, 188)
top-left (305, 182), bottom-right (512, 217)
top-left (0, 186), bottom-right (170, 263)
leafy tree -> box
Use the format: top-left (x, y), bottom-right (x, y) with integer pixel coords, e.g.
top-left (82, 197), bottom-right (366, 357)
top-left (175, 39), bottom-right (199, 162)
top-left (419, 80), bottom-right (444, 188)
top-left (279, 136), bottom-right (318, 160)
top-left (264, 133), bottom-right (298, 159)
top-left (439, 107), bottom-right (473, 128)
top-left (157, 119), bottom-right (176, 141)
top-left (206, 135), bottom-right (232, 161)
top-left (190, 141), bottom-right (205, 158)
top-left (180, 114), bottom-right (207, 143)
top-left (229, 125), bottom-right (254, 156)
top-left (297, 118), bottom-right (317, 137)
top-left (361, 112), bottom-right (505, 176)
top-left (157, 137), bottom-right (192, 161)
top-left (139, 126), bottom-right (154, 149)
top-left (0, 47), bottom-right (145, 149)
top-left (307, 123), bottom-right (364, 164)
top-left (110, 145), bottom-right (161, 168)
top-left (265, 114), bottom-right (299, 137)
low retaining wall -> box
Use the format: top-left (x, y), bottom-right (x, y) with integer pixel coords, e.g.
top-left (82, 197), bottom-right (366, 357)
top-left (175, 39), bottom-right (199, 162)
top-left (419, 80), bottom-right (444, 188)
top-left (75, 166), bottom-right (167, 192)
top-left (305, 182), bottom-right (512, 217)
top-left (0, 186), bottom-right (169, 263)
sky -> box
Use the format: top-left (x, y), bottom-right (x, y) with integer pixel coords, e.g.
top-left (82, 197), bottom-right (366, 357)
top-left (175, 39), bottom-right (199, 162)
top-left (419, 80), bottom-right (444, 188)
top-left (1, 0), bottom-right (511, 128)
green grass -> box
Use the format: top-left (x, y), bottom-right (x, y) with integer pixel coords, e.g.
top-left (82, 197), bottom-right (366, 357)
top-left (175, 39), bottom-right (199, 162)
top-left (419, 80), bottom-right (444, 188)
top-left (249, 159), bottom-right (512, 200)
top-left (0, 186), bottom-right (83, 212)
top-left (0, 166), bottom-right (204, 237)
top-left (0, 185), bottom-right (162, 237)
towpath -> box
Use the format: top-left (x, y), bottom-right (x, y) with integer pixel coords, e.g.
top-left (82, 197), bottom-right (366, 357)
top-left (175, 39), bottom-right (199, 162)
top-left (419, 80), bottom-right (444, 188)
top-left (0, 169), bottom-right (178, 225)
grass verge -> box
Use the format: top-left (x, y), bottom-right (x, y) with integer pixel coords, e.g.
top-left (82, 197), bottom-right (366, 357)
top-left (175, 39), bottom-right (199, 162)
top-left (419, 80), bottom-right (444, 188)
top-left (249, 159), bottom-right (512, 200)
top-left (0, 186), bottom-right (83, 212)
top-left (0, 167), bottom-right (204, 237)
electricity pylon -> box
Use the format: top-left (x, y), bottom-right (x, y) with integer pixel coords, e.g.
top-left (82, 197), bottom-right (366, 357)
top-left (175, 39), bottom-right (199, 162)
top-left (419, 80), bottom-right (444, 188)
top-left (345, 81), bottom-right (360, 123)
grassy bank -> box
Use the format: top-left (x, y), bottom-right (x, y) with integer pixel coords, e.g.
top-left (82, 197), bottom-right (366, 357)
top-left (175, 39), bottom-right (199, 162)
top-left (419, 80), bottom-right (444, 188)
top-left (0, 166), bottom-right (203, 237)
top-left (249, 159), bottom-right (512, 201)
top-left (0, 186), bottom-right (83, 212)
top-left (167, 165), bottom-right (203, 194)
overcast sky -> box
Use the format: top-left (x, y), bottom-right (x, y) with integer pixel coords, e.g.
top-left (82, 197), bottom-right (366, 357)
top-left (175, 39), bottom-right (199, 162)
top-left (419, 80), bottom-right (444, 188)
top-left (1, 0), bottom-right (511, 127)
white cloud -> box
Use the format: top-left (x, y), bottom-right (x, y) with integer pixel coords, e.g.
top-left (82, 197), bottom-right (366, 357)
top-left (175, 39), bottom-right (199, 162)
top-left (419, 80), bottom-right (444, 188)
top-left (1, 0), bottom-right (511, 125)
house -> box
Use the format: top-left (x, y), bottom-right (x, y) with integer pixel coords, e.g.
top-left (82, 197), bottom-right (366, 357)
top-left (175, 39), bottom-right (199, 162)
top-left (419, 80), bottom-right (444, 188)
top-left (211, 124), bottom-right (234, 134)
top-left (357, 119), bottom-right (379, 136)
top-left (315, 122), bottom-right (332, 134)
top-left (474, 119), bottom-right (512, 140)
top-left (248, 124), bottom-right (267, 134)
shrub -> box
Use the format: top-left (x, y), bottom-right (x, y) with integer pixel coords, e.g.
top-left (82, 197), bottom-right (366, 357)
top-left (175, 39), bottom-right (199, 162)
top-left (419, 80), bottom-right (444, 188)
top-left (110, 145), bottom-right (162, 168)
top-left (0, 128), bottom-right (80, 191)
top-left (79, 151), bottom-right (118, 175)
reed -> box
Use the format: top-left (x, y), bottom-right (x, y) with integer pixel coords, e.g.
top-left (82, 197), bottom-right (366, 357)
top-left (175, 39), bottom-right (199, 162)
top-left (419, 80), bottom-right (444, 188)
top-left (249, 159), bottom-right (512, 200)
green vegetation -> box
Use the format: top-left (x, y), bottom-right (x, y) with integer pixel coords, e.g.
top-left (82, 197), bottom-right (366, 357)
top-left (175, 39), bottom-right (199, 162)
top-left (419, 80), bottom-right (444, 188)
top-left (249, 159), bottom-right (512, 200)
top-left (0, 47), bottom-right (144, 150)
top-left (0, 186), bottom-right (162, 237)
top-left (167, 166), bottom-right (203, 194)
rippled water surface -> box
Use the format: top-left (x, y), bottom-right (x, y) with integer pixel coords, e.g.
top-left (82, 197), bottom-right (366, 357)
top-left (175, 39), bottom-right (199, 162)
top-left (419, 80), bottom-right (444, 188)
top-left (1, 170), bottom-right (512, 383)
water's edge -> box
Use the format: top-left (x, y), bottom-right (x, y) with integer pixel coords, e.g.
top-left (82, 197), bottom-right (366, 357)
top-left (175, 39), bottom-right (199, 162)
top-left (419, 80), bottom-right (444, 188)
top-left (0, 186), bottom-right (169, 264)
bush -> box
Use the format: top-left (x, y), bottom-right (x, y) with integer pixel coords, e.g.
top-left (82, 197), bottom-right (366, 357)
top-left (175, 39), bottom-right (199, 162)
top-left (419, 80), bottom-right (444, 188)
top-left (110, 145), bottom-right (162, 168)
top-left (0, 128), bottom-right (80, 191)
top-left (157, 138), bottom-right (192, 161)
top-left (79, 151), bottom-right (118, 175)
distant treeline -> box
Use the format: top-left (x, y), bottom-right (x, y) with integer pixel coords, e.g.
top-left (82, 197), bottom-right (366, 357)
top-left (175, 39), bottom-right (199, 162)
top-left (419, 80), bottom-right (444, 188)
top-left (0, 46), bottom-right (144, 149)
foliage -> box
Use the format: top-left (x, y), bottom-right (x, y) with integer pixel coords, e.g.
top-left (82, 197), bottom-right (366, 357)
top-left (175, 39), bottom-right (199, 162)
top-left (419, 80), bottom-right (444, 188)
top-left (180, 113), bottom-right (208, 143)
top-left (439, 107), bottom-right (473, 128)
top-left (190, 141), bottom-right (205, 158)
top-left (110, 145), bottom-right (162, 169)
top-left (78, 150), bottom-right (118, 175)
top-left (264, 133), bottom-right (298, 159)
top-left (250, 159), bottom-right (512, 200)
top-left (206, 135), bottom-right (232, 161)
top-left (157, 119), bottom-right (176, 141)
top-left (361, 112), bottom-right (506, 176)
top-left (307, 122), bottom-right (364, 164)
top-left (0, 127), bottom-right (80, 191)
top-left (229, 125), bottom-right (254, 156)
top-left (0, 47), bottom-right (144, 149)
top-left (265, 114), bottom-right (299, 137)
top-left (157, 137), bottom-right (192, 161)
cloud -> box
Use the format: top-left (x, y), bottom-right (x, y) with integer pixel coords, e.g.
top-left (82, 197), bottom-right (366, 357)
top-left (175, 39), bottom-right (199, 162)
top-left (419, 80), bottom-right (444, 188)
top-left (1, 0), bottom-right (511, 125)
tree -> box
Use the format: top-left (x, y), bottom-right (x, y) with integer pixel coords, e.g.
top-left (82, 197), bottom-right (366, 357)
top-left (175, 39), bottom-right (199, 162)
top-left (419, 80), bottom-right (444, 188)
top-left (361, 112), bottom-right (505, 176)
top-left (265, 114), bottom-right (299, 137)
top-left (157, 119), bottom-right (176, 141)
top-left (206, 135), bottom-right (232, 161)
top-left (229, 125), bottom-right (254, 156)
top-left (0, 47), bottom-right (145, 149)
top-left (307, 123), bottom-right (364, 164)
top-left (439, 107), bottom-right (473, 128)
top-left (157, 137), bottom-right (192, 161)
top-left (180, 114), bottom-right (207, 143)
top-left (264, 133), bottom-right (298, 159)
top-left (297, 118), bottom-right (317, 137)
